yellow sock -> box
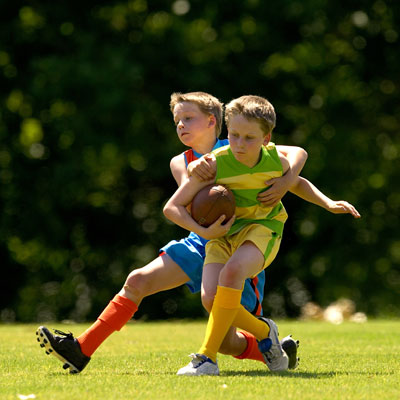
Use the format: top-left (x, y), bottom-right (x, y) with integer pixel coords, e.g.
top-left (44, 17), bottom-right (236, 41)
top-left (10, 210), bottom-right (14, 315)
top-left (232, 306), bottom-right (270, 341)
top-left (198, 285), bottom-right (242, 363)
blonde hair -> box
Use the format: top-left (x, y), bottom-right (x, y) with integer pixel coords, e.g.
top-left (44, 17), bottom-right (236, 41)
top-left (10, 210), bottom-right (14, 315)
top-left (170, 91), bottom-right (223, 137)
top-left (224, 95), bottom-right (276, 136)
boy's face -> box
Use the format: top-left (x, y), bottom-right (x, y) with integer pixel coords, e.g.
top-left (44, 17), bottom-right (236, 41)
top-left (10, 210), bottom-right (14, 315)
top-left (173, 102), bottom-right (215, 148)
top-left (227, 114), bottom-right (271, 168)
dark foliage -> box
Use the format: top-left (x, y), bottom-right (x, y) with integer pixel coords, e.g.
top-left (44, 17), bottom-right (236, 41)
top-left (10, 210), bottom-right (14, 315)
top-left (0, 0), bottom-right (399, 322)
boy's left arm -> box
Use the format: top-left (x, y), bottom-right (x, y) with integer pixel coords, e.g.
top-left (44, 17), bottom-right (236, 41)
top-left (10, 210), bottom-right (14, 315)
top-left (258, 145), bottom-right (308, 206)
top-left (290, 177), bottom-right (361, 218)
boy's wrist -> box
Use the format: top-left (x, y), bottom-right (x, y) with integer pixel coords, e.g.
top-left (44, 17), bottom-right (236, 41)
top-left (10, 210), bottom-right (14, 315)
top-left (325, 199), bottom-right (335, 211)
top-left (196, 226), bottom-right (211, 239)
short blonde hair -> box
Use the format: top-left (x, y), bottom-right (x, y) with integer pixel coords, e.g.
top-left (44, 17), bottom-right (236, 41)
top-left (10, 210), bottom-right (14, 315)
top-left (224, 95), bottom-right (276, 136)
top-left (170, 91), bottom-right (223, 137)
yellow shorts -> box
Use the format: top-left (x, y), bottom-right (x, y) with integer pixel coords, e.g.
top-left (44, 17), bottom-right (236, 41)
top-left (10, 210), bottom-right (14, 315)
top-left (204, 223), bottom-right (282, 276)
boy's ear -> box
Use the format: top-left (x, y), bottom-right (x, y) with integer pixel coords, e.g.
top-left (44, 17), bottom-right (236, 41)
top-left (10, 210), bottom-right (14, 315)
top-left (208, 115), bottom-right (216, 128)
top-left (263, 133), bottom-right (271, 145)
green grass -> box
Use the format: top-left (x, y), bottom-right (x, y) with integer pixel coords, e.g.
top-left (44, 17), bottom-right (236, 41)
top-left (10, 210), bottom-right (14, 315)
top-left (1, 320), bottom-right (400, 400)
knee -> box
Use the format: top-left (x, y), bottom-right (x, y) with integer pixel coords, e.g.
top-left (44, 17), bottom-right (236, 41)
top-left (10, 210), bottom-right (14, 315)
top-left (219, 261), bottom-right (242, 286)
top-left (123, 269), bottom-right (151, 300)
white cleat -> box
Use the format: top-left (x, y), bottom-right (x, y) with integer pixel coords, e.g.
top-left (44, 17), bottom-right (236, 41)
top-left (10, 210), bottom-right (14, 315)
top-left (177, 353), bottom-right (219, 376)
top-left (258, 318), bottom-right (289, 372)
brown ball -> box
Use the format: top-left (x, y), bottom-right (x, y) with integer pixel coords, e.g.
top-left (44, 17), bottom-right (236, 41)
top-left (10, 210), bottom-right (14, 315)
top-left (191, 184), bottom-right (236, 227)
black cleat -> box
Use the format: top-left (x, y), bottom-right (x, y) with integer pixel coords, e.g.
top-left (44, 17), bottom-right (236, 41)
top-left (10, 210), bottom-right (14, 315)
top-left (36, 326), bottom-right (91, 374)
top-left (280, 335), bottom-right (300, 370)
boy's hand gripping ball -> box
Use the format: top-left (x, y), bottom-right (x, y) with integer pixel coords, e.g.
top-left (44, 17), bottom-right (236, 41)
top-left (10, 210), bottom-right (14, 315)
top-left (190, 184), bottom-right (235, 227)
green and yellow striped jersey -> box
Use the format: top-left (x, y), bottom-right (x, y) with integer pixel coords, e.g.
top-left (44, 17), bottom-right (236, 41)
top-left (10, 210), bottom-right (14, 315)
top-left (212, 142), bottom-right (288, 236)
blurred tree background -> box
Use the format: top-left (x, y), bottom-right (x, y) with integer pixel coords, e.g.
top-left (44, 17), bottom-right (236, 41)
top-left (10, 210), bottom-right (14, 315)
top-left (0, 0), bottom-right (399, 322)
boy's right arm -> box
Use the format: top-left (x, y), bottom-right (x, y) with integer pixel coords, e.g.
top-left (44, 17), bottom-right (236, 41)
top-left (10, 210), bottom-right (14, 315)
top-left (164, 156), bottom-right (235, 239)
top-left (163, 177), bottom-right (235, 239)
top-left (290, 177), bottom-right (361, 218)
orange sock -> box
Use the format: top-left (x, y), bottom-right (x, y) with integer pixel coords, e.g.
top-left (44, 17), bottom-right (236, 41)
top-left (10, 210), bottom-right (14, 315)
top-left (233, 331), bottom-right (265, 364)
top-left (77, 294), bottom-right (138, 357)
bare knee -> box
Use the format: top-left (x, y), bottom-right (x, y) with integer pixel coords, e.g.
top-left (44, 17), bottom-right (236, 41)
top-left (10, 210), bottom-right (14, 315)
top-left (121, 269), bottom-right (152, 303)
top-left (219, 261), bottom-right (243, 287)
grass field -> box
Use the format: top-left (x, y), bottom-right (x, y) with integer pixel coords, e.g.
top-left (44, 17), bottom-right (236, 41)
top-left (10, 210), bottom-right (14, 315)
top-left (1, 320), bottom-right (400, 400)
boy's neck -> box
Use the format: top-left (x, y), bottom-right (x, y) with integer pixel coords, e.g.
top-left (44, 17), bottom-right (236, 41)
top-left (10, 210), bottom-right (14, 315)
top-left (191, 137), bottom-right (219, 155)
top-left (233, 148), bottom-right (263, 169)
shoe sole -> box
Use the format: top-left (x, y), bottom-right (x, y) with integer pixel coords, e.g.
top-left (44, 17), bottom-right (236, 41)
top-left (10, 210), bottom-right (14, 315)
top-left (281, 335), bottom-right (300, 370)
top-left (36, 326), bottom-right (80, 374)
top-left (177, 369), bottom-right (220, 376)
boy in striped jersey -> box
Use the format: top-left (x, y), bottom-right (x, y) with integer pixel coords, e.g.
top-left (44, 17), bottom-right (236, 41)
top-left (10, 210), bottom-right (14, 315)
top-left (164, 95), bottom-right (360, 376)
top-left (36, 92), bottom-right (308, 373)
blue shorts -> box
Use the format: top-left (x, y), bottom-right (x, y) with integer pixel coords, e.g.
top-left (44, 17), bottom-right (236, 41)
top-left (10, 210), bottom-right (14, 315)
top-left (160, 232), bottom-right (265, 316)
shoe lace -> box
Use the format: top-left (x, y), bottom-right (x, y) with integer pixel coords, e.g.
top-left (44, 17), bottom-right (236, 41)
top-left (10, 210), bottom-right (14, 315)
top-left (53, 329), bottom-right (74, 339)
top-left (188, 353), bottom-right (207, 367)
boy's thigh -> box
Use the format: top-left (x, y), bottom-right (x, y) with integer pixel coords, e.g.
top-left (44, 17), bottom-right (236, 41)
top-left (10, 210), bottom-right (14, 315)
top-left (205, 224), bottom-right (282, 275)
top-left (160, 237), bottom-right (205, 293)
top-left (228, 241), bottom-right (265, 280)
top-left (236, 224), bottom-right (282, 268)
top-left (132, 253), bottom-right (190, 295)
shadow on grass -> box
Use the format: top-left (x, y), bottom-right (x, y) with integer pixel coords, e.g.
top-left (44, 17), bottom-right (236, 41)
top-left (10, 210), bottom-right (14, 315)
top-left (46, 370), bottom-right (328, 378)
top-left (221, 370), bottom-right (334, 379)
top-left (46, 369), bottom-right (395, 378)
top-left (221, 369), bottom-right (395, 379)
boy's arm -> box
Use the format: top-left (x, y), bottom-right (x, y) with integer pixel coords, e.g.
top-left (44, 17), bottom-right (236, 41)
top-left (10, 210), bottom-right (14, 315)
top-left (187, 153), bottom-right (216, 181)
top-left (164, 156), bottom-right (235, 239)
top-left (171, 153), bottom-right (216, 184)
top-left (170, 153), bottom-right (188, 186)
top-left (290, 177), bottom-right (361, 218)
top-left (276, 145), bottom-right (308, 178)
top-left (258, 145), bottom-right (308, 207)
